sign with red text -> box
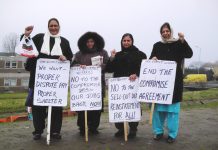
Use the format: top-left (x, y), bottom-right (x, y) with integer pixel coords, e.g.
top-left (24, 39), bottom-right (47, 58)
top-left (137, 60), bottom-right (177, 104)
top-left (34, 58), bottom-right (70, 106)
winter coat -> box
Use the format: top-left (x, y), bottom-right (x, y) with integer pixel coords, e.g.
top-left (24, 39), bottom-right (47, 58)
top-left (25, 33), bottom-right (73, 89)
top-left (150, 40), bottom-right (193, 103)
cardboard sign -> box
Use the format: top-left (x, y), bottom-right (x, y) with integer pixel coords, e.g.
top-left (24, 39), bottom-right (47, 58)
top-left (70, 66), bottom-right (102, 111)
top-left (34, 58), bottom-right (70, 106)
top-left (108, 77), bottom-right (141, 123)
top-left (137, 60), bottom-right (177, 104)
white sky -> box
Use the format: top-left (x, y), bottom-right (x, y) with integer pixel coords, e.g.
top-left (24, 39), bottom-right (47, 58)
top-left (0, 0), bottom-right (218, 66)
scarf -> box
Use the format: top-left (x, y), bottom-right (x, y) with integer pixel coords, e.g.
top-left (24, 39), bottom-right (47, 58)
top-left (121, 45), bottom-right (139, 52)
top-left (40, 31), bottom-right (63, 56)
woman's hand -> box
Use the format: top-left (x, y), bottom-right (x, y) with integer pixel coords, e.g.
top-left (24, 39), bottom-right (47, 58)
top-left (178, 32), bottom-right (185, 43)
top-left (151, 56), bottom-right (158, 60)
top-left (111, 49), bottom-right (116, 58)
top-left (24, 26), bottom-right (34, 37)
top-left (129, 74), bottom-right (137, 81)
top-left (80, 65), bottom-right (86, 69)
top-left (58, 55), bottom-right (67, 61)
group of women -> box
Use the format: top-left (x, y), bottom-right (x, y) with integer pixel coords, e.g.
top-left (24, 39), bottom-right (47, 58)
top-left (24, 18), bottom-right (193, 143)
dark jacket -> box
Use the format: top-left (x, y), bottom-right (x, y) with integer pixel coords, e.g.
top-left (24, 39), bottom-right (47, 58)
top-left (106, 46), bottom-right (147, 77)
top-left (73, 32), bottom-right (109, 98)
top-left (25, 33), bottom-right (73, 89)
top-left (150, 40), bottom-right (193, 103)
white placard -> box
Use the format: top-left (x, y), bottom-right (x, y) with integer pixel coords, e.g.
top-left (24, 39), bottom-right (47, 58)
top-left (34, 58), bottom-right (70, 106)
top-left (108, 77), bottom-right (141, 123)
top-left (70, 66), bottom-right (102, 111)
top-left (137, 60), bottom-right (177, 104)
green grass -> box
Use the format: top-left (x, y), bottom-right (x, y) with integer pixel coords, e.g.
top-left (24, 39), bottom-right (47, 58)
top-left (0, 88), bottom-right (218, 116)
top-left (183, 88), bottom-right (218, 101)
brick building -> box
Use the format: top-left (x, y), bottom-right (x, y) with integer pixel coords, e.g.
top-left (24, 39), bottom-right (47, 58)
top-left (0, 52), bottom-right (29, 92)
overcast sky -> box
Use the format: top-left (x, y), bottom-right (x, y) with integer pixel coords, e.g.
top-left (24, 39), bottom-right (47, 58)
top-left (0, 0), bottom-right (217, 66)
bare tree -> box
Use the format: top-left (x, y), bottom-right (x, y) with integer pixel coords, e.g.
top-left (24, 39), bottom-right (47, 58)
top-left (2, 32), bottom-right (18, 53)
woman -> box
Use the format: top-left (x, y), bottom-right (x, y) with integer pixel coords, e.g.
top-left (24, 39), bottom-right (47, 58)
top-left (150, 22), bottom-right (193, 143)
top-left (106, 33), bottom-right (147, 138)
top-left (73, 32), bottom-right (109, 135)
top-left (24, 18), bottom-right (73, 140)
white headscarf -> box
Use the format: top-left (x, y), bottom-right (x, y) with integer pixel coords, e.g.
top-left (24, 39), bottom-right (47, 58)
top-left (40, 31), bottom-right (63, 56)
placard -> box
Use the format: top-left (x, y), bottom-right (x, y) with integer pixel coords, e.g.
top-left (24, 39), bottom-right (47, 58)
top-left (137, 60), bottom-right (177, 104)
top-left (34, 58), bottom-right (70, 106)
top-left (70, 66), bottom-right (102, 111)
top-left (108, 77), bottom-right (141, 123)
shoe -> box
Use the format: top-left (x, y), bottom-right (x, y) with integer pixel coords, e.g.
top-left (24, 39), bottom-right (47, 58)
top-left (33, 134), bottom-right (41, 140)
top-left (167, 136), bottom-right (175, 143)
top-left (153, 133), bottom-right (163, 141)
top-left (114, 130), bottom-right (124, 137)
top-left (89, 129), bottom-right (99, 135)
top-left (51, 133), bottom-right (62, 139)
top-left (128, 130), bottom-right (136, 139)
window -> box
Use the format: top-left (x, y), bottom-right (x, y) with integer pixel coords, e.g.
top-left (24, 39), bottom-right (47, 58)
top-left (4, 78), bottom-right (17, 86)
top-left (4, 61), bottom-right (17, 69)
top-left (21, 78), bottom-right (29, 86)
top-left (11, 61), bottom-right (17, 68)
top-left (5, 61), bottom-right (11, 68)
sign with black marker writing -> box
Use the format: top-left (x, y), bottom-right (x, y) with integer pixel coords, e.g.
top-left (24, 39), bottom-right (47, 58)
top-left (70, 66), bottom-right (102, 111)
top-left (108, 77), bottom-right (141, 123)
top-left (34, 58), bottom-right (70, 106)
top-left (137, 60), bottom-right (177, 104)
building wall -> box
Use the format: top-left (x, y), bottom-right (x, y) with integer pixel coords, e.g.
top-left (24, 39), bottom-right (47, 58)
top-left (0, 55), bottom-right (29, 92)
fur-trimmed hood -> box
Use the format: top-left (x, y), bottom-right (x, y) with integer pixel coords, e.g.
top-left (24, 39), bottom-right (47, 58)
top-left (78, 32), bottom-right (105, 53)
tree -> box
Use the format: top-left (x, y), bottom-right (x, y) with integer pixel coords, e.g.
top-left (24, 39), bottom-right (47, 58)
top-left (2, 32), bottom-right (18, 53)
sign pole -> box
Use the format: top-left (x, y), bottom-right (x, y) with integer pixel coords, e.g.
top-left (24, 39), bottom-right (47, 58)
top-left (85, 110), bottom-right (88, 142)
top-left (124, 121), bottom-right (128, 141)
top-left (149, 103), bottom-right (155, 125)
top-left (47, 106), bottom-right (52, 145)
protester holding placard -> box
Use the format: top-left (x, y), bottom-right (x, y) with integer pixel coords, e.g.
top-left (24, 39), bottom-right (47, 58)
top-left (106, 33), bottom-right (147, 138)
top-left (73, 32), bottom-right (109, 136)
top-left (24, 18), bottom-right (73, 140)
top-left (150, 22), bottom-right (193, 143)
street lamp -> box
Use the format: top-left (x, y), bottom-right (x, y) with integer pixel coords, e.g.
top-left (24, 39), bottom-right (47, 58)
top-left (195, 45), bottom-right (201, 74)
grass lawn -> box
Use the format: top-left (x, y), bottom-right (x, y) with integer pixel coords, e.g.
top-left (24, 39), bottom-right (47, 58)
top-left (0, 88), bottom-right (218, 116)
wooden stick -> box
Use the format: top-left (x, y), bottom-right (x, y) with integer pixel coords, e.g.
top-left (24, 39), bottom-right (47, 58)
top-left (124, 121), bottom-right (128, 142)
top-left (85, 111), bottom-right (88, 142)
top-left (149, 103), bottom-right (155, 125)
top-left (47, 106), bottom-right (52, 145)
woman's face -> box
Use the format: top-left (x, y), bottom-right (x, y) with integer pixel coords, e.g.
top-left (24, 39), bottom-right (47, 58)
top-left (48, 20), bottom-right (60, 35)
top-left (122, 36), bottom-right (133, 48)
top-left (161, 27), bottom-right (171, 39)
top-left (86, 38), bottom-right (95, 49)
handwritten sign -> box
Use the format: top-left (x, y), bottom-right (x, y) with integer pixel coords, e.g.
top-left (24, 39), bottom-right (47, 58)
top-left (137, 60), bottom-right (177, 104)
top-left (70, 66), bottom-right (102, 111)
top-left (34, 58), bottom-right (70, 106)
top-left (108, 77), bottom-right (141, 123)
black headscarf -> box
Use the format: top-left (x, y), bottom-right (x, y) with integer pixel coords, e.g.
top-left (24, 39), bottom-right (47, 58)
top-left (121, 33), bottom-right (139, 52)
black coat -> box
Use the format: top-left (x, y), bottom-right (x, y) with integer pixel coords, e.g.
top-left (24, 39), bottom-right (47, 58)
top-left (150, 40), bottom-right (193, 103)
top-left (106, 48), bottom-right (147, 77)
top-left (25, 33), bottom-right (73, 89)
